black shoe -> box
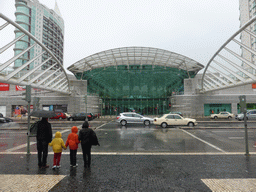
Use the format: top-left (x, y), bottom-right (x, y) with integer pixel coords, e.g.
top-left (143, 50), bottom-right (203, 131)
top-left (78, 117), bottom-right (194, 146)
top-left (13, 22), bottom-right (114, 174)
top-left (41, 165), bottom-right (49, 168)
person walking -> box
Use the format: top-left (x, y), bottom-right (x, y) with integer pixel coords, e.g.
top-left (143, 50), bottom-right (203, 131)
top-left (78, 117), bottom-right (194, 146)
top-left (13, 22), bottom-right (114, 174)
top-left (65, 126), bottom-right (80, 167)
top-left (49, 131), bottom-right (67, 169)
top-left (36, 117), bottom-right (52, 168)
top-left (78, 121), bottom-right (100, 168)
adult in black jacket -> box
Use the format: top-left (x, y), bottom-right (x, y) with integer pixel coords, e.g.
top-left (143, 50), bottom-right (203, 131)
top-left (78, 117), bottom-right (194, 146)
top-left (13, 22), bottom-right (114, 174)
top-left (78, 121), bottom-right (99, 168)
top-left (36, 117), bottom-right (52, 168)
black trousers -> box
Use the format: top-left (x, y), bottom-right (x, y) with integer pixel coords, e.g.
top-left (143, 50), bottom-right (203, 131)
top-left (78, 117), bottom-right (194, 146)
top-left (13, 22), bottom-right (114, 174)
top-left (81, 144), bottom-right (92, 167)
top-left (37, 140), bottom-right (49, 167)
top-left (70, 149), bottom-right (77, 166)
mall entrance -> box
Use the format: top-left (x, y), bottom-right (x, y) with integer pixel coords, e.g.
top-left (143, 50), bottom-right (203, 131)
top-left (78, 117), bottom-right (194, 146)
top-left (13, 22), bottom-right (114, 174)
top-left (102, 98), bottom-right (169, 116)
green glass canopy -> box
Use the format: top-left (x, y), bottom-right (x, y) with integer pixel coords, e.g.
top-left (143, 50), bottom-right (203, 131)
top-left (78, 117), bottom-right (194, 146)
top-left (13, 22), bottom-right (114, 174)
top-left (68, 47), bottom-right (204, 115)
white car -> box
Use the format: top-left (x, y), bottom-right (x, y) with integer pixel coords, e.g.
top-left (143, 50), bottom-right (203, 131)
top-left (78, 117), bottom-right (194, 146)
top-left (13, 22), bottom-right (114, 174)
top-left (65, 112), bottom-right (71, 118)
top-left (153, 114), bottom-right (197, 128)
top-left (116, 112), bottom-right (154, 126)
top-left (210, 112), bottom-right (234, 119)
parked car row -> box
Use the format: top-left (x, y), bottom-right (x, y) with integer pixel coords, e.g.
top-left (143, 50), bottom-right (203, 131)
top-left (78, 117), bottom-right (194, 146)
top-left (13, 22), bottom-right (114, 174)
top-left (43, 112), bottom-right (99, 121)
top-left (67, 112), bottom-right (96, 121)
top-left (116, 112), bottom-right (197, 128)
top-left (211, 110), bottom-right (256, 121)
top-left (0, 117), bottom-right (13, 123)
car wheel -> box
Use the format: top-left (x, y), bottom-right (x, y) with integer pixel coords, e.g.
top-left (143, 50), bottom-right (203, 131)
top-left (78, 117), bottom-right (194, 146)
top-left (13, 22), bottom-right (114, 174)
top-left (214, 116), bottom-right (218, 120)
top-left (188, 122), bottom-right (194, 127)
top-left (70, 118), bottom-right (73, 121)
top-left (121, 120), bottom-right (127, 126)
top-left (228, 116), bottom-right (232, 119)
top-left (59, 117), bottom-right (62, 120)
top-left (161, 122), bottom-right (167, 128)
top-left (144, 120), bottom-right (150, 126)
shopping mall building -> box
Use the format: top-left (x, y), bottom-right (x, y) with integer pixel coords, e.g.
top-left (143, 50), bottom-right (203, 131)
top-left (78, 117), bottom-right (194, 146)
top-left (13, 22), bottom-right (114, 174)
top-left (1, 0), bottom-right (256, 118)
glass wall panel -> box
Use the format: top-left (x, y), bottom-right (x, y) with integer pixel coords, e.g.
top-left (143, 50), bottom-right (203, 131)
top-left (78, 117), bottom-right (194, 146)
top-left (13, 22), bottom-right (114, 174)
top-left (78, 65), bottom-right (195, 115)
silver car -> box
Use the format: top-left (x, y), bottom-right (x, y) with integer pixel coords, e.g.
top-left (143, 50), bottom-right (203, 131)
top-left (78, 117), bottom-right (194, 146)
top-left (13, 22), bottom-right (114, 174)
top-left (116, 112), bottom-right (154, 126)
top-left (237, 110), bottom-right (256, 121)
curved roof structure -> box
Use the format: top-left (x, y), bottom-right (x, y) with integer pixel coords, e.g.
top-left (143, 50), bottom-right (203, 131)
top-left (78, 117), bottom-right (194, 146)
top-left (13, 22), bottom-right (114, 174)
top-left (68, 47), bottom-right (204, 74)
top-left (201, 16), bottom-right (256, 93)
top-left (0, 13), bottom-right (70, 94)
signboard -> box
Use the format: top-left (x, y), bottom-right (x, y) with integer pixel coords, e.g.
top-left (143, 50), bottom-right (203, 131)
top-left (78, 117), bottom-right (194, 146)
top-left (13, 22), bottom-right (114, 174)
top-left (0, 83), bottom-right (9, 91)
top-left (16, 85), bottom-right (26, 91)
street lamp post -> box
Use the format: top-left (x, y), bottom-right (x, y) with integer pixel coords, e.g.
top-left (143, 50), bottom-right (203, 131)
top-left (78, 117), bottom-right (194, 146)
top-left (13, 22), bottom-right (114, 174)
top-left (239, 95), bottom-right (249, 156)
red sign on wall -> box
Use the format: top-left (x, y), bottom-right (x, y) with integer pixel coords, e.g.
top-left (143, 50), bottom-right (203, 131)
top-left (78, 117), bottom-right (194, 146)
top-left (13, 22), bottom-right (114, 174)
top-left (16, 85), bottom-right (26, 91)
top-left (0, 83), bottom-right (9, 91)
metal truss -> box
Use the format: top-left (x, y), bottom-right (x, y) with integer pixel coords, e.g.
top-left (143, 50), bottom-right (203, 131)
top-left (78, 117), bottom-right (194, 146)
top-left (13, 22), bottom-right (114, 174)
top-left (0, 13), bottom-right (70, 95)
top-left (68, 47), bottom-right (204, 75)
top-left (201, 16), bottom-right (256, 93)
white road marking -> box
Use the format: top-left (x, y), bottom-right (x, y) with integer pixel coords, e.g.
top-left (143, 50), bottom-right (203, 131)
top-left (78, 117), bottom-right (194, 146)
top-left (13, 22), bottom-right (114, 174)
top-left (0, 132), bottom-right (27, 134)
top-left (5, 142), bottom-right (37, 152)
top-left (182, 129), bottom-right (226, 153)
top-left (0, 138), bottom-right (12, 139)
top-left (211, 130), bottom-right (254, 133)
top-left (228, 137), bottom-right (244, 139)
top-left (5, 129), bottom-right (70, 152)
top-left (1, 151), bottom-right (256, 155)
top-left (96, 121), bottom-right (113, 129)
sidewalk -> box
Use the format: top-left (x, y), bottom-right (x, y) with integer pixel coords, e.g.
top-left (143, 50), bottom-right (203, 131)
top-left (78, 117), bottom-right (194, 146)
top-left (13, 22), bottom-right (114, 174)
top-left (1, 153), bottom-right (256, 191)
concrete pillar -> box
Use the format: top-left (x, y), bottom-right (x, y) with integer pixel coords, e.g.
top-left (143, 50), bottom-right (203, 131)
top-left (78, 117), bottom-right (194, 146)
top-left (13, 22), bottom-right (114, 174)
top-left (231, 103), bottom-right (238, 115)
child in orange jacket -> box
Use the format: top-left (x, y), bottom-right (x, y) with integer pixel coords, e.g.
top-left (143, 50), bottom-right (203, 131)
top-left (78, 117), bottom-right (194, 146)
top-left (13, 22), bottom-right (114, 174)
top-left (65, 126), bottom-right (80, 167)
top-left (49, 131), bottom-right (67, 169)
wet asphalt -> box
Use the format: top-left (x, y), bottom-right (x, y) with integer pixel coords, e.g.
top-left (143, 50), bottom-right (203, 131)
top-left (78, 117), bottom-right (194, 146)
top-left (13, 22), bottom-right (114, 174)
top-left (1, 119), bottom-right (256, 191)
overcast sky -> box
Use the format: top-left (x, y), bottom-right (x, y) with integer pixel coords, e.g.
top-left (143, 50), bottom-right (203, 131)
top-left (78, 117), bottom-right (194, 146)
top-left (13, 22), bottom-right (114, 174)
top-left (1, 0), bottom-right (240, 73)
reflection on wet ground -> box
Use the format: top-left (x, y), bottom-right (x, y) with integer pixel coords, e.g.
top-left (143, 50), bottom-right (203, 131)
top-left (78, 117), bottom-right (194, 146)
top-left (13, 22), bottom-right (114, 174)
top-left (1, 121), bottom-right (256, 154)
top-left (94, 125), bottom-right (221, 153)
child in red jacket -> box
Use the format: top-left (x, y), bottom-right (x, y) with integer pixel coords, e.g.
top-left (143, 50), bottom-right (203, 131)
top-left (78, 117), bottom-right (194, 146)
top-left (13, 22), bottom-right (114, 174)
top-left (65, 126), bottom-right (80, 167)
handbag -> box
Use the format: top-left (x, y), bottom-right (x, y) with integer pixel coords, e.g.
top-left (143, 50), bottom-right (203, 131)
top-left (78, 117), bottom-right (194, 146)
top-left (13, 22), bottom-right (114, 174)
top-left (90, 131), bottom-right (100, 146)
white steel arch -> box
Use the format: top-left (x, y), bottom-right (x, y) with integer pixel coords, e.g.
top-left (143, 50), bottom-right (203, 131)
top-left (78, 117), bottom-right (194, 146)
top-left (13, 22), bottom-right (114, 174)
top-left (201, 16), bottom-right (256, 93)
top-left (0, 13), bottom-right (70, 95)
top-left (68, 47), bottom-right (204, 74)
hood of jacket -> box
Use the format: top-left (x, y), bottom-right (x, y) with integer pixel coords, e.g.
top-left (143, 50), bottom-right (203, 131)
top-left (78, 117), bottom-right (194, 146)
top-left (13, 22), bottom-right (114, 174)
top-left (82, 121), bottom-right (89, 128)
top-left (55, 131), bottom-right (62, 138)
top-left (71, 126), bottom-right (78, 133)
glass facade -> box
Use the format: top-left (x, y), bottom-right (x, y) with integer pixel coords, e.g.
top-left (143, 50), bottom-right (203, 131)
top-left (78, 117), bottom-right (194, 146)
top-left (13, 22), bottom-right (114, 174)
top-left (77, 65), bottom-right (196, 115)
top-left (14, 1), bottom-right (30, 68)
top-left (14, 0), bottom-right (64, 69)
top-left (42, 16), bottom-right (64, 67)
top-left (204, 104), bottom-right (232, 116)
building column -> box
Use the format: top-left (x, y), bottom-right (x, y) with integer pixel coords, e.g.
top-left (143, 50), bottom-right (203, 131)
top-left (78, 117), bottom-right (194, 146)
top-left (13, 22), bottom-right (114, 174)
top-left (231, 103), bottom-right (237, 115)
